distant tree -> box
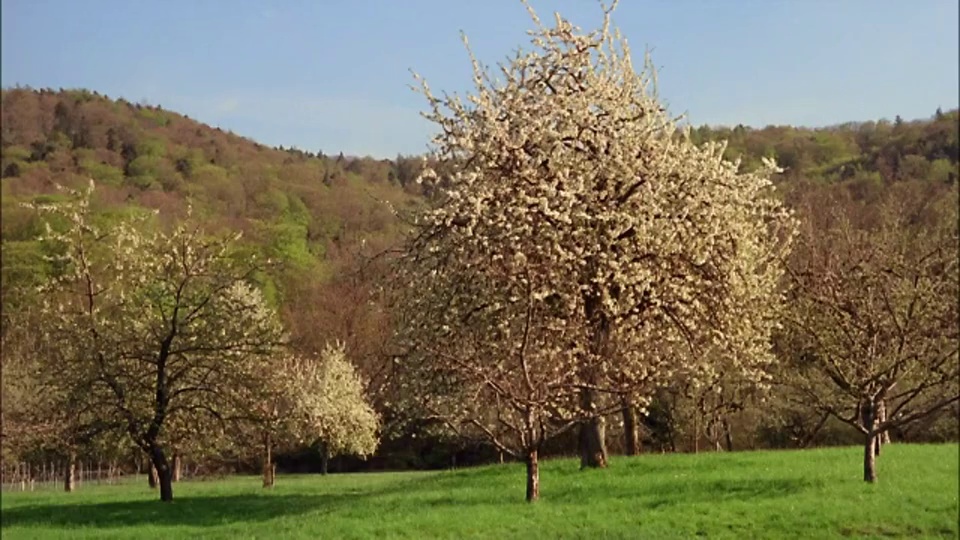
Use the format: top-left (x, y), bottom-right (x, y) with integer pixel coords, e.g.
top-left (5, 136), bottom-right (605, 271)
top-left (249, 342), bottom-right (379, 487)
top-left (397, 1), bottom-right (795, 500)
top-left (782, 183), bottom-right (959, 482)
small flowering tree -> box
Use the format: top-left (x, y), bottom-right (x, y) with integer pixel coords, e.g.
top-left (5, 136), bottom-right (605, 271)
top-left (28, 182), bottom-right (285, 502)
top-left (397, 1), bottom-right (795, 500)
top-left (258, 342), bottom-right (380, 487)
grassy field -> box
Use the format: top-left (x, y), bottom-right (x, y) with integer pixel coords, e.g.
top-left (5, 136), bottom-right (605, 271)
top-left (1, 444), bottom-right (957, 539)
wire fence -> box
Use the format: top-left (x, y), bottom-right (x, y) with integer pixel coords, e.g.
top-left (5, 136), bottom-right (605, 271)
top-left (2, 462), bottom-right (146, 492)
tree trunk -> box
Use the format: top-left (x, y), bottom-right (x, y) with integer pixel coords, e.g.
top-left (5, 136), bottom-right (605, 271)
top-left (320, 442), bottom-right (329, 475)
top-left (525, 449), bottom-right (540, 502)
top-left (578, 388), bottom-right (608, 468)
top-left (262, 434), bottom-right (275, 488)
top-left (875, 400), bottom-right (891, 454)
top-left (64, 452), bottom-right (76, 492)
top-left (149, 445), bottom-right (174, 501)
top-left (861, 401), bottom-right (878, 483)
top-left (622, 397), bottom-right (640, 456)
top-left (863, 433), bottom-right (877, 482)
top-left (693, 413), bottom-right (700, 454)
top-left (172, 454), bottom-right (182, 482)
top-left (580, 290), bottom-right (609, 469)
top-left (148, 463), bottom-right (158, 489)
top-left (723, 417), bottom-right (734, 452)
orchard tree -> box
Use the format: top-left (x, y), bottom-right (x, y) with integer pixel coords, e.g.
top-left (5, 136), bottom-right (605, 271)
top-left (783, 183), bottom-right (959, 482)
top-left (296, 342), bottom-right (380, 474)
top-left (28, 182), bottom-right (285, 501)
top-left (1, 293), bottom-right (129, 492)
top-left (399, 0), bottom-right (795, 493)
top-left (393, 270), bottom-right (594, 502)
top-left (256, 342), bottom-right (380, 487)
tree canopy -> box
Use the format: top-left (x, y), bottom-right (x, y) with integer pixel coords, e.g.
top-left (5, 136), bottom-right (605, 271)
top-left (396, 1), bottom-right (796, 501)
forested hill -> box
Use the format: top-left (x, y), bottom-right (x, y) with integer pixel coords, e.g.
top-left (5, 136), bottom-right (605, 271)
top-left (0, 87), bottom-right (429, 326)
top-left (690, 109), bottom-right (959, 186)
top-left (0, 86), bottom-right (441, 373)
top-left (0, 87), bottom-right (429, 247)
top-left (1, 87), bottom-right (957, 332)
top-left (2, 87), bottom-right (956, 217)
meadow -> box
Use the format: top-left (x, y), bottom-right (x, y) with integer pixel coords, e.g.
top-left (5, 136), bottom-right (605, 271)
top-left (1, 444), bottom-right (957, 539)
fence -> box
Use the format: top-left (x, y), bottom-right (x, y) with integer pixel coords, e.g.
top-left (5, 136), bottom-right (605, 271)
top-left (1, 461), bottom-right (134, 492)
top-left (0, 457), bottom-right (215, 492)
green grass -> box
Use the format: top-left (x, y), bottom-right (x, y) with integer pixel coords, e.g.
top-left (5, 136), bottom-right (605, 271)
top-left (2, 444), bottom-right (957, 539)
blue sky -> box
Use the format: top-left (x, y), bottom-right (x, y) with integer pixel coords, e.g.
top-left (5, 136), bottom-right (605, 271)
top-left (2, 1), bottom-right (958, 158)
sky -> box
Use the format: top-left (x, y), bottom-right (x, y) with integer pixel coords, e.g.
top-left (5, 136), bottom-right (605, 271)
top-left (2, 1), bottom-right (958, 158)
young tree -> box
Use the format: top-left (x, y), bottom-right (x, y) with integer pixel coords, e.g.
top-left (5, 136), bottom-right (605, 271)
top-left (29, 182), bottom-right (285, 501)
top-left (401, 0), bottom-right (795, 488)
top-left (783, 183), bottom-right (959, 482)
top-left (393, 269), bottom-right (592, 502)
top-left (256, 342), bottom-right (380, 487)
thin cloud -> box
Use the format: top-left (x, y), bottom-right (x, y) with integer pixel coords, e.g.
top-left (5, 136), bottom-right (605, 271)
top-left (215, 97), bottom-right (241, 114)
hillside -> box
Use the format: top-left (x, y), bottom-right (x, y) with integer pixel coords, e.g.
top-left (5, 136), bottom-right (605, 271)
top-left (0, 88), bottom-right (431, 358)
top-left (0, 87), bottom-right (427, 250)
top-left (692, 110), bottom-right (959, 186)
top-left (3, 88), bottom-right (955, 249)
top-left (3, 88), bottom-right (954, 320)
top-left (1, 444), bottom-right (957, 539)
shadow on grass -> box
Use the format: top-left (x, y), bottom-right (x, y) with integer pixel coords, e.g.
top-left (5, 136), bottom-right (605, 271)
top-left (0, 473), bottom-right (453, 530)
top-left (0, 462), bottom-right (820, 529)
top-left (0, 493), bottom-right (348, 529)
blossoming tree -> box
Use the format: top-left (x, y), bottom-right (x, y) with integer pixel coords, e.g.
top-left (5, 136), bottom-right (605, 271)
top-left (396, 1), bottom-right (795, 501)
top-left (28, 182), bottom-right (285, 502)
top-left (257, 342), bottom-right (380, 487)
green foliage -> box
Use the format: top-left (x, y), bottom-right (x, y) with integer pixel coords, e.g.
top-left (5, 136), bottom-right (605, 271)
top-left (171, 147), bottom-right (207, 178)
top-left (2, 146), bottom-right (32, 161)
top-left (0, 240), bottom-right (52, 316)
top-left (929, 158), bottom-right (957, 184)
top-left (259, 220), bottom-right (314, 270)
top-left (79, 159), bottom-right (124, 186)
top-left (254, 188), bottom-right (291, 216)
top-left (137, 107), bottom-right (171, 127)
top-left (126, 154), bottom-right (164, 187)
top-left (0, 445), bottom-right (956, 539)
top-left (136, 137), bottom-right (167, 158)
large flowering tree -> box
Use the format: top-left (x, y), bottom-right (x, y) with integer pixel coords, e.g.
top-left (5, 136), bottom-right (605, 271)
top-left (395, 2), bottom-right (795, 501)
